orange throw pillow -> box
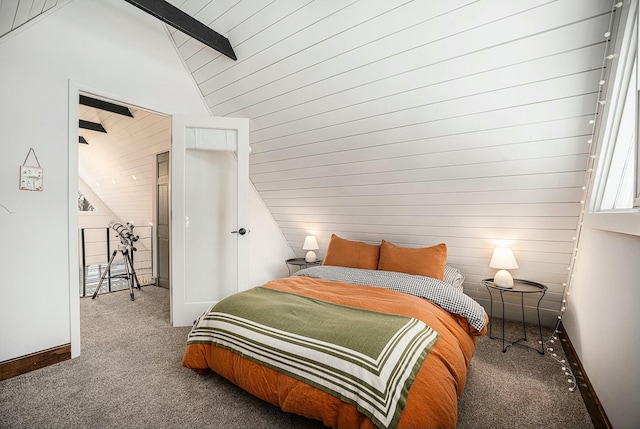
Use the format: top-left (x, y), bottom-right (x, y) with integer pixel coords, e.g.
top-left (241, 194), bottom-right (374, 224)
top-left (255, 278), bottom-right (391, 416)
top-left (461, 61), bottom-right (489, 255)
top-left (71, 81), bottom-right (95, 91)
top-left (378, 240), bottom-right (448, 280)
top-left (322, 234), bottom-right (380, 270)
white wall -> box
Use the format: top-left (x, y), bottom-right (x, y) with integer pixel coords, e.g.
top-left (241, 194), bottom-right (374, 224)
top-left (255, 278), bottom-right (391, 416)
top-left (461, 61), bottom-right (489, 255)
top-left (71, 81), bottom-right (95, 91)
top-left (563, 227), bottom-right (640, 429)
top-left (0, 0), bottom-right (291, 363)
top-left (249, 181), bottom-right (295, 286)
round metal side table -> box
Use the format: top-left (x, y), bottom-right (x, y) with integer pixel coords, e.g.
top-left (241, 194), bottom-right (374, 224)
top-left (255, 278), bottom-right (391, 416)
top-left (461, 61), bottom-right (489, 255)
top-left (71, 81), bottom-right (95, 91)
top-left (285, 258), bottom-right (322, 276)
top-left (482, 278), bottom-right (547, 354)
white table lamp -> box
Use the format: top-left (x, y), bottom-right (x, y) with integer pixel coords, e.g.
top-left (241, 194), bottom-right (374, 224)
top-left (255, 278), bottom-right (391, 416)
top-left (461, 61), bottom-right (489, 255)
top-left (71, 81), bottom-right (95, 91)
top-left (303, 235), bottom-right (319, 262)
top-left (489, 247), bottom-right (519, 288)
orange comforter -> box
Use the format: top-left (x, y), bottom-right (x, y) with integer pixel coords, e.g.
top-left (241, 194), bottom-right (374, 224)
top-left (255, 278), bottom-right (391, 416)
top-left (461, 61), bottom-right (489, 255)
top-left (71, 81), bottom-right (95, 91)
top-left (182, 275), bottom-right (486, 429)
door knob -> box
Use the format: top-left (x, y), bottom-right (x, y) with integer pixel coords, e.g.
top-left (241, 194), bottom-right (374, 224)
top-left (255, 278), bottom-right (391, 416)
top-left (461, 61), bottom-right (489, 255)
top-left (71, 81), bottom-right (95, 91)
top-left (231, 228), bottom-right (247, 235)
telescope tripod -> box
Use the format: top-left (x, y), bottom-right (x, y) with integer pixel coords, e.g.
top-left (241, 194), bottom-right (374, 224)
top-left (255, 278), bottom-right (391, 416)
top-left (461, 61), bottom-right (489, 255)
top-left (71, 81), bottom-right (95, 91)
top-left (92, 244), bottom-right (141, 301)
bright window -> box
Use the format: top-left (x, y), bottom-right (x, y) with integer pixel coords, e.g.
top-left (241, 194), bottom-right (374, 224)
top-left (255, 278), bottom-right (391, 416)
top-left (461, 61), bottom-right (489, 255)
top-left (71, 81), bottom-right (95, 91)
top-left (78, 191), bottom-right (96, 212)
top-left (600, 58), bottom-right (637, 210)
top-left (592, 0), bottom-right (640, 212)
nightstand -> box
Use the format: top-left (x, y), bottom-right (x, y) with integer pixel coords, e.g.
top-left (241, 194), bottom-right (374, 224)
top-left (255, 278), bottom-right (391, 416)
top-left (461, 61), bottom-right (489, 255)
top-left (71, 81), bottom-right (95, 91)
top-left (482, 278), bottom-right (547, 354)
top-left (285, 258), bottom-right (322, 276)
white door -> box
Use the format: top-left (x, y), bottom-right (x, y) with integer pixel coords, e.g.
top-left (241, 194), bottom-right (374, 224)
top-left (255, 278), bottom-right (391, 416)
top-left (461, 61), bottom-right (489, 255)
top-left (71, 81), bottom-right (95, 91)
top-left (171, 116), bottom-right (249, 327)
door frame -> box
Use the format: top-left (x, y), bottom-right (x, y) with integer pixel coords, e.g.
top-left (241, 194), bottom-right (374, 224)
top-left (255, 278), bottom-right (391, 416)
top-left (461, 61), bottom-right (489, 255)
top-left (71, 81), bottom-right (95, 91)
top-left (67, 80), bottom-right (173, 358)
top-left (155, 150), bottom-right (170, 289)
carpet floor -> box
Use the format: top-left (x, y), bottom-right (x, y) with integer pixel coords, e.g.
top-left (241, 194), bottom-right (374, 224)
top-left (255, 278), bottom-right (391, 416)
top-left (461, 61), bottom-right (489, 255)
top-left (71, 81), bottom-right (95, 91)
top-left (0, 286), bottom-right (594, 428)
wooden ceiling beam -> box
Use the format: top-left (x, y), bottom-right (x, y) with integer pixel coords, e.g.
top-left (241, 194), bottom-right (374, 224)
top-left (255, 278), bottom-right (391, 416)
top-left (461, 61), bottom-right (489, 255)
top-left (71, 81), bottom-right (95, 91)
top-left (123, 0), bottom-right (237, 60)
top-left (79, 120), bottom-right (107, 133)
top-left (80, 95), bottom-right (133, 117)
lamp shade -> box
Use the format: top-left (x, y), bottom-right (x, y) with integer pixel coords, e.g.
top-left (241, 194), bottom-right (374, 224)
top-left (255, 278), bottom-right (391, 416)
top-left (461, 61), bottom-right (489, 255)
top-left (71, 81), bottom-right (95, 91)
top-left (489, 247), bottom-right (518, 288)
top-left (303, 235), bottom-right (319, 263)
top-left (303, 235), bottom-right (319, 250)
top-left (489, 247), bottom-right (519, 269)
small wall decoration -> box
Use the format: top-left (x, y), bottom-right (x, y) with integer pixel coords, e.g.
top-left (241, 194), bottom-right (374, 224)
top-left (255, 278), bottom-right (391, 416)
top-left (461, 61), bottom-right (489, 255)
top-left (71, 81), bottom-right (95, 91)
top-left (20, 148), bottom-right (43, 191)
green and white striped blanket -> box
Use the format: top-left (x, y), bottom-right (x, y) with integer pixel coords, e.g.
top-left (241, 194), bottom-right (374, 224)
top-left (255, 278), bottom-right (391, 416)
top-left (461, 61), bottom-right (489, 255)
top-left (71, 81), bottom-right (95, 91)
top-left (187, 287), bottom-right (439, 429)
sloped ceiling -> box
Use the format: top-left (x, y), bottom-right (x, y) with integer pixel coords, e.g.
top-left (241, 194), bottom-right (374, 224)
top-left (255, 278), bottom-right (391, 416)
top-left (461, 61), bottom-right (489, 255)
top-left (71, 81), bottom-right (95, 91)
top-left (78, 100), bottom-right (170, 227)
top-left (161, 0), bottom-right (615, 324)
top-left (0, 0), bottom-right (64, 38)
top-left (3, 0), bottom-right (617, 324)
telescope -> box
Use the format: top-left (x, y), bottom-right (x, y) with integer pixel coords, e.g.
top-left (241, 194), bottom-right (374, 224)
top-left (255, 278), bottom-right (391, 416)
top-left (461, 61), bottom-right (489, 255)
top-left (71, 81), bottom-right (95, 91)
top-left (93, 220), bottom-right (142, 301)
top-left (109, 220), bottom-right (139, 249)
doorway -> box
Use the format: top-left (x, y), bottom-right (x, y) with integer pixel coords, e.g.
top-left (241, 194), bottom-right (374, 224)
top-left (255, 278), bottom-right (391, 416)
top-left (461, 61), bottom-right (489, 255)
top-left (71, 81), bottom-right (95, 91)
top-left (76, 93), bottom-right (170, 297)
top-left (68, 85), bottom-right (249, 356)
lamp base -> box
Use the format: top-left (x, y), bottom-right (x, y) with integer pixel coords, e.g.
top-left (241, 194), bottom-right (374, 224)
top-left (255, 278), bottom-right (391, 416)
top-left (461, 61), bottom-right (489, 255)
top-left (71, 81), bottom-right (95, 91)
top-left (305, 250), bottom-right (317, 263)
top-left (494, 270), bottom-right (514, 288)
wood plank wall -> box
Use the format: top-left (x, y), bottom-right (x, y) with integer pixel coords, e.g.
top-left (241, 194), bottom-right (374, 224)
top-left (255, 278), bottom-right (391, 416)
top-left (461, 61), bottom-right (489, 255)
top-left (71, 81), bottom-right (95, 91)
top-left (0, 0), bottom-right (62, 38)
top-left (78, 104), bottom-right (170, 229)
top-left (164, 0), bottom-right (616, 326)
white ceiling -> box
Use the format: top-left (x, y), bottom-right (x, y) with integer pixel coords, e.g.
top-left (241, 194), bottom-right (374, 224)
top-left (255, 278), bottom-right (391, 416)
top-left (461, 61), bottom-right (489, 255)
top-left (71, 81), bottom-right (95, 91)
top-left (163, 3), bottom-right (609, 246)
top-left (3, 0), bottom-right (621, 324)
top-left (165, 0), bottom-right (618, 326)
top-left (78, 100), bottom-right (170, 227)
top-left (0, 0), bottom-right (64, 38)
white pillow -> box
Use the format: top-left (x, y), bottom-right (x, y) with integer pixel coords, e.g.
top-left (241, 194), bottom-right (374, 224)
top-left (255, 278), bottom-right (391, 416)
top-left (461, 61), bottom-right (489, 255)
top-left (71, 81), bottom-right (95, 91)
top-left (443, 265), bottom-right (465, 292)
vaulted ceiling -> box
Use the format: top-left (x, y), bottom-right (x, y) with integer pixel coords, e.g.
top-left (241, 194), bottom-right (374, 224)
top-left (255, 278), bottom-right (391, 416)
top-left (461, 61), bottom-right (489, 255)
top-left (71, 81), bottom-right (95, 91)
top-left (2, 0), bottom-right (619, 324)
top-left (162, 0), bottom-right (612, 307)
top-left (78, 97), bottom-right (170, 227)
top-left (0, 0), bottom-right (64, 38)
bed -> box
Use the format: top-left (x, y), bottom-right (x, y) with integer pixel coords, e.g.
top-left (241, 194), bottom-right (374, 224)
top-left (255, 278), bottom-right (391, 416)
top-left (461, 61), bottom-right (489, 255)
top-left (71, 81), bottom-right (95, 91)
top-left (182, 236), bottom-right (487, 429)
